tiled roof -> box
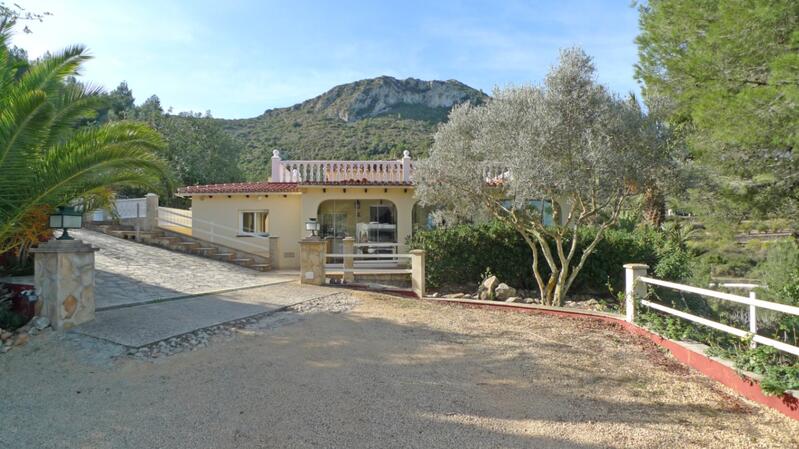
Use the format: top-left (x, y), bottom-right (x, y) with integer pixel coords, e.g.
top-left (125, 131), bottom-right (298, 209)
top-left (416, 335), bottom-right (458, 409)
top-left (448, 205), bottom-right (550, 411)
top-left (177, 182), bottom-right (300, 195)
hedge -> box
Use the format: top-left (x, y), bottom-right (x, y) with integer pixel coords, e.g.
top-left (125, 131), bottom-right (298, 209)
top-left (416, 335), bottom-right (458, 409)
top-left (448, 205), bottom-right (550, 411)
top-left (409, 221), bottom-right (680, 294)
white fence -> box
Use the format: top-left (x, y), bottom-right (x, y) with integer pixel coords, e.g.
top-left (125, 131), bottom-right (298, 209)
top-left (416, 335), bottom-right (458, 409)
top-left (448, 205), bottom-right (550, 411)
top-left (271, 149), bottom-right (413, 184)
top-left (625, 264), bottom-right (799, 357)
top-left (115, 198), bottom-right (147, 219)
top-left (86, 197), bottom-right (148, 221)
top-left (157, 207), bottom-right (272, 256)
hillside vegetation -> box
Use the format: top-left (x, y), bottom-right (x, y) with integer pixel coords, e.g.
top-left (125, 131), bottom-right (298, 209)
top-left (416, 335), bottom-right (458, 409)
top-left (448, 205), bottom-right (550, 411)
top-left (219, 76), bottom-right (487, 180)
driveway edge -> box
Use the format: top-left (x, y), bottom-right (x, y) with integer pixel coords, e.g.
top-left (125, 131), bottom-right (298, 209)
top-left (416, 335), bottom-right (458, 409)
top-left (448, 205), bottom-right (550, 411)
top-left (424, 296), bottom-right (799, 421)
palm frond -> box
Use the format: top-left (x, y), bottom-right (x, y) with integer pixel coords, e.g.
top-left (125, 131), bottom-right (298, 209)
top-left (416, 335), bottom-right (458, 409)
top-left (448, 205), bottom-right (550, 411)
top-left (0, 28), bottom-right (168, 252)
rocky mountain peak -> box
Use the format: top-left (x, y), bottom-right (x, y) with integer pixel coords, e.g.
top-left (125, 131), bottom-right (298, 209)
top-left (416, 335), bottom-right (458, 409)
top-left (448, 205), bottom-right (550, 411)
top-left (286, 75), bottom-right (487, 122)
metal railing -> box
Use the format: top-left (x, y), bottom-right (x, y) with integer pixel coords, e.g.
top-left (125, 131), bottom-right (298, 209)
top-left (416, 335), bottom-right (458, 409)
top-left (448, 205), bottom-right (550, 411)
top-left (325, 252), bottom-right (413, 274)
top-left (624, 264), bottom-right (799, 357)
top-left (157, 207), bottom-right (272, 256)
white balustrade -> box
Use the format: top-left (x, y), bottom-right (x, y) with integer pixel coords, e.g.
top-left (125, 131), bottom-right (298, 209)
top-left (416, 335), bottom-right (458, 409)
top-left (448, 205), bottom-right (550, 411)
top-left (270, 150), bottom-right (413, 183)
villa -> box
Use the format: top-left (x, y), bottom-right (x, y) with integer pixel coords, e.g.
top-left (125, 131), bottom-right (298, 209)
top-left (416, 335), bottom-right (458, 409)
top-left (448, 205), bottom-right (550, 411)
top-left (176, 150), bottom-right (429, 270)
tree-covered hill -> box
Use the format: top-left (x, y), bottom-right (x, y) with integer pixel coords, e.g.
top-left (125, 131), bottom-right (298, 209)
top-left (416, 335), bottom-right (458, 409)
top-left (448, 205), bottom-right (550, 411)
top-left (218, 76), bottom-right (487, 181)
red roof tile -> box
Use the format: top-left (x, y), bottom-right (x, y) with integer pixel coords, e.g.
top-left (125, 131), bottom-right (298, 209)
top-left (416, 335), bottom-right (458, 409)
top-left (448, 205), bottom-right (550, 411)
top-left (177, 182), bottom-right (300, 195)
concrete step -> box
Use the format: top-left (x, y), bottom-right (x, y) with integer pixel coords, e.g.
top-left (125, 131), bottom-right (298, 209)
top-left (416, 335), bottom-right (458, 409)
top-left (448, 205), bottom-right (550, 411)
top-left (91, 225), bottom-right (273, 272)
top-left (250, 264), bottom-right (272, 272)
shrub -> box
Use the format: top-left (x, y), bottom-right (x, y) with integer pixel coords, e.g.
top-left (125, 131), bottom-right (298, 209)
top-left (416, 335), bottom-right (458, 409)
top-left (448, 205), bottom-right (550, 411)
top-left (409, 221), bottom-right (691, 293)
top-left (408, 221), bottom-right (533, 291)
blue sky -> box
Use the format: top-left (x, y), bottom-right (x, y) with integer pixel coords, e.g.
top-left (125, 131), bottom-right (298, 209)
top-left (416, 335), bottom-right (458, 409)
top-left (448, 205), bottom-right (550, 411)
top-left (13, 0), bottom-right (642, 119)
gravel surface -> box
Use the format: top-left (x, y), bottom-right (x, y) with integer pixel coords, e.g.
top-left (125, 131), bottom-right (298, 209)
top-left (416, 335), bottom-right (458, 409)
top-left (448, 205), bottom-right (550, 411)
top-left (1, 292), bottom-right (797, 449)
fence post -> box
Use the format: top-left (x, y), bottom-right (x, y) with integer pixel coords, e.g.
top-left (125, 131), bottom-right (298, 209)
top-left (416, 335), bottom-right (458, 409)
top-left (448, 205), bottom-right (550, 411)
top-left (144, 193), bottom-right (158, 231)
top-left (749, 291), bottom-right (757, 348)
top-left (410, 249), bottom-right (426, 298)
top-left (271, 150), bottom-right (282, 182)
top-left (624, 263), bottom-right (649, 323)
top-left (342, 237), bottom-right (355, 283)
top-left (299, 236), bottom-right (326, 286)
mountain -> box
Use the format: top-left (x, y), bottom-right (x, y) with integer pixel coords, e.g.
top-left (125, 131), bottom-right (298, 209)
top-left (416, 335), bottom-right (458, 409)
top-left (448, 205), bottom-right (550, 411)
top-left (219, 76), bottom-right (487, 181)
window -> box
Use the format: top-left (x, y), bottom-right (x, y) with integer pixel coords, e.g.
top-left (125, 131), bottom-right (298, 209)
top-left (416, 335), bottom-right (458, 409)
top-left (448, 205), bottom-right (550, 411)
top-left (370, 205), bottom-right (394, 224)
top-left (239, 210), bottom-right (269, 235)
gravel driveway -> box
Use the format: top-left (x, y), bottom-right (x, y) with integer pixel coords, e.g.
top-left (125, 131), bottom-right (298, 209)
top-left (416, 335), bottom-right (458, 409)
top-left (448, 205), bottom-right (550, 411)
top-left (1, 292), bottom-right (797, 449)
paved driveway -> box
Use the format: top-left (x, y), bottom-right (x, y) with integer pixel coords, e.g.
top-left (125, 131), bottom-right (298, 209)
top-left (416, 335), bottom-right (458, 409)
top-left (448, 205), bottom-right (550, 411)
top-left (73, 230), bottom-right (295, 309)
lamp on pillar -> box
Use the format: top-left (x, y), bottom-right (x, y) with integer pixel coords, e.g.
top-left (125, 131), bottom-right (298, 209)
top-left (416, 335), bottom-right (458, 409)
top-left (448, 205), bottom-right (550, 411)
top-left (305, 217), bottom-right (320, 237)
top-left (49, 206), bottom-right (83, 240)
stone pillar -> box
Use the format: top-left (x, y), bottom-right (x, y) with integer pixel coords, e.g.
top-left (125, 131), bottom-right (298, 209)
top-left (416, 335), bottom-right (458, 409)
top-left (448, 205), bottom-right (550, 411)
top-left (271, 150), bottom-right (282, 182)
top-left (410, 249), bottom-right (426, 298)
top-left (342, 237), bottom-right (355, 283)
top-left (299, 237), bottom-right (326, 286)
top-left (269, 236), bottom-right (280, 270)
top-left (402, 150), bottom-right (412, 183)
top-left (624, 263), bottom-right (649, 323)
top-left (144, 193), bottom-right (159, 231)
top-left (31, 239), bottom-right (99, 330)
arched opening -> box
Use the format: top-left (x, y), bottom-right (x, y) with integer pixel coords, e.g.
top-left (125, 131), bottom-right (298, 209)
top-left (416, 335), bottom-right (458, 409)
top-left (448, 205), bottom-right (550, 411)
top-left (317, 199), bottom-right (397, 255)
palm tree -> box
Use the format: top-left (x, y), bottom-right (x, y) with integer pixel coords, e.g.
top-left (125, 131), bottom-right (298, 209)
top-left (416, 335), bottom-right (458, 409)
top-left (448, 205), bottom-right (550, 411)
top-left (0, 20), bottom-right (169, 254)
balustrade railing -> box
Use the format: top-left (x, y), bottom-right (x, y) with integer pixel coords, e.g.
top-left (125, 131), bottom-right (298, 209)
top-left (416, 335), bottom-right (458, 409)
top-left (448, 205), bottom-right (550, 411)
top-left (271, 150), bottom-right (413, 184)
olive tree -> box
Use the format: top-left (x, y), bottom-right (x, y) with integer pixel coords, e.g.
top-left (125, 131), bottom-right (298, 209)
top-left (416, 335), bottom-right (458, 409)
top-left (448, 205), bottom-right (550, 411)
top-left (414, 48), bottom-right (668, 306)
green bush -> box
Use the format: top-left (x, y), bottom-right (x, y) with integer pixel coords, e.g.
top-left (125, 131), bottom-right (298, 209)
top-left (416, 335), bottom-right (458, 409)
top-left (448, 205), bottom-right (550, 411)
top-left (409, 221), bottom-right (692, 293)
top-left (408, 221), bottom-right (533, 291)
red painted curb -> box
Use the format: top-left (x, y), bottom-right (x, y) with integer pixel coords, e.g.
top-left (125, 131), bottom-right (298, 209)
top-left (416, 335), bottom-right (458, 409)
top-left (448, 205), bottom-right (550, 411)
top-left (427, 297), bottom-right (799, 421)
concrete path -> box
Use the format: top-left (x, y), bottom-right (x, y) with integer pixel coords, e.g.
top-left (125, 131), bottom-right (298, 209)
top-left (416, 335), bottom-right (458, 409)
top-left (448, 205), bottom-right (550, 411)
top-left (71, 229), bottom-right (296, 309)
top-left (75, 283), bottom-right (337, 347)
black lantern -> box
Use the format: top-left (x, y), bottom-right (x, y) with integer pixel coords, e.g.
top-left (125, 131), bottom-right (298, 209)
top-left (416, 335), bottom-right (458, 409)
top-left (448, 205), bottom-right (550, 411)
top-left (49, 206), bottom-right (83, 240)
top-left (305, 217), bottom-right (320, 237)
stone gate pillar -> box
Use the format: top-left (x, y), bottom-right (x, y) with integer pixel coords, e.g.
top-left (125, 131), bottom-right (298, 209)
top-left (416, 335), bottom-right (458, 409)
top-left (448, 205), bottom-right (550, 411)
top-left (299, 237), bottom-right (326, 286)
top-left (31, 239), bottom-right (99, 330)
top-left (143, 193), bottom-right (159, 231)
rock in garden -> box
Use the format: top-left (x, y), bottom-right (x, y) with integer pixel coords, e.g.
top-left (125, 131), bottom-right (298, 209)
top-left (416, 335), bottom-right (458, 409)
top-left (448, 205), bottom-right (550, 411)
top-left (495, 283), bottom-right (517, 300)
top-left (429, 292), bottom-right (440, 298)
top-left (31, 316), bottom-right (50, 330)
top-left (504, 296), bottom-right (523, 303)
top-left (523, 297), bottom-right (535, 304)
top-left (0, 330), bottom-right (11, 342)
top-left (585, 299), bottom-right (599, 306)
top-left (14, 333), bottom-right (29, 346)
top-left (480, 276), bottom-right (499, 294)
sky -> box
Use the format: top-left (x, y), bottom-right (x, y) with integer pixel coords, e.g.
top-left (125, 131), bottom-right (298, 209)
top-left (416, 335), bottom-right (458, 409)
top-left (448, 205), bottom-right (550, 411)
top-left (12, 0), bottom-right (643, 119)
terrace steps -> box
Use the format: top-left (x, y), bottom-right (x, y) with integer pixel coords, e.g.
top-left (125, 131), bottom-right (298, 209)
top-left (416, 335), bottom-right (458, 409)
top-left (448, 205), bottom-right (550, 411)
top-left (86, 223), bottom-right (272, 272)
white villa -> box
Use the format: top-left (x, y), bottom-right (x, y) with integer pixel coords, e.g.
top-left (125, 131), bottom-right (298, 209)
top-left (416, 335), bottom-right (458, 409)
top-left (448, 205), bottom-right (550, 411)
top-left (174, 150), bottom-right (429, 270)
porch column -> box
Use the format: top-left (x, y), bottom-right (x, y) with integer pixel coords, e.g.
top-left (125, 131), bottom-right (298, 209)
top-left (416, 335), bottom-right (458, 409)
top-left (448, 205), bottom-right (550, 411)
top-left (299, 236), bottom-right (326, 286)
top-left (342, 237), bottom-right (355, 283)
